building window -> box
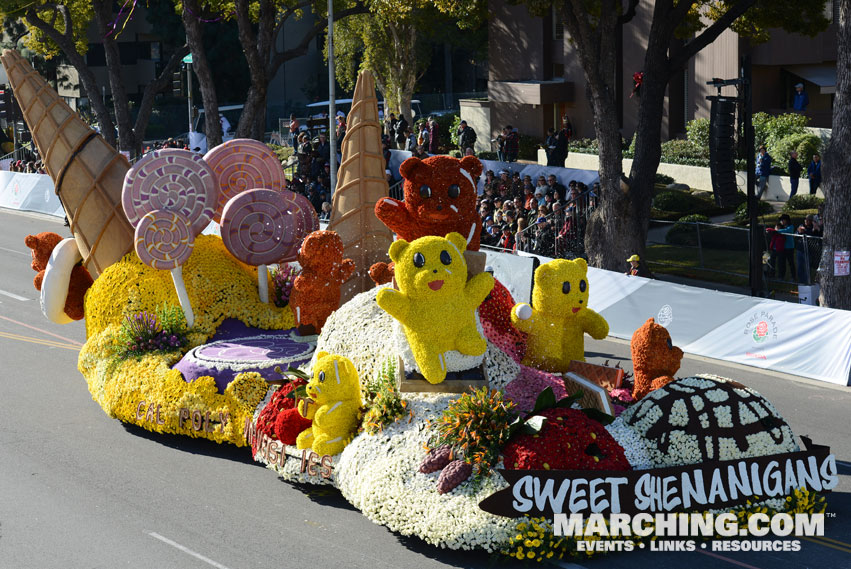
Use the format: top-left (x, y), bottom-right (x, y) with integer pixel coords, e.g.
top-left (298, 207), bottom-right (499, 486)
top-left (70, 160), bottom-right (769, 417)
top-left (553, 63), bottom-right (564, 79)
top-left (552, 6), bottom-right (564, 40)
top-left (119, 42), bottom-right (138, 65)
top-left (87, 44), bottom-right (106, 67)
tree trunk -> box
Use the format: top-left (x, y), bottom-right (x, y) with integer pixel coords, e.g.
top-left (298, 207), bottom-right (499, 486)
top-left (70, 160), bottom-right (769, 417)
top-left (618, 10), bottom-right (673, 271)
top-left (182, 0), bottom-right (222, 148)
top-left (239, 84), bottom-right (268, 141)
top-left (132, 45), bottom-right (191, 156)
top-left (24, 7), bottom-right (116, 148)
top-left (818, 0), bottom-right (851, 308)
top-left (560, 0), bottom-right (628, 271)
top-left (234, 0), bottom-right (273, 140)
top-left (93, 0), bottom-right (135, 153)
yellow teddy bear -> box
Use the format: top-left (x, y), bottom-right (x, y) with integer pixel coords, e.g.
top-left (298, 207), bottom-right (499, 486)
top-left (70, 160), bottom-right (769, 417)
top-left (511, 258), bottom-right (608, 372)
top-left (296, 352), bottom-right (362, 456)
top-left (376, 232), bottom-right (494, 384)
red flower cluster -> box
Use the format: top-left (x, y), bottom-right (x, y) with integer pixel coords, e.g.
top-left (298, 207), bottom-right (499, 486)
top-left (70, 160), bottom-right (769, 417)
top-left (478, 278), bottom-right (527, 363)
top-left (254, 379), bottom-right (308, 450)
top-left (274, 408), bottom-right (313, 445)
top-left (502, 408), bottom-right (630, 471)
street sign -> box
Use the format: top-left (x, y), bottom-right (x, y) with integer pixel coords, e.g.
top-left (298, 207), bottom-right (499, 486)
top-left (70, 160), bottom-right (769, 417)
top-left (182, 54), bottom-right (193, 64)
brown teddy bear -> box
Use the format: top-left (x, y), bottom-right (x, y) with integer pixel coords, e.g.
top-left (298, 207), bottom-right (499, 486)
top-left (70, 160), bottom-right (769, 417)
top-left (25, 232), bottom-right (93, 321)
top-left (374, 155), bottom-right (484, 251)
top-left (289, 230), bottom-right (355, 334)
top-left (630, 317), bottom-right (683, 400)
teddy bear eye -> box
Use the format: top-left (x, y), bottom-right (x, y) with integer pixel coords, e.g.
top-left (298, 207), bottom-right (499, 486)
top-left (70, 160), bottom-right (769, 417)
top-left (440, 250), bottom-right (452, 265)
top-left (413, 252), bottom-right (426, 268)
top-left (447, 184), bottom-right (460, 198)
top-left (419, 185), bottom-right (432, 198)
top-left (318, 371), bottom-right (326, 382)
top-left (579, 279), bottom-right (587, 292)
top-left (562, 281), bottom-right (571, 294)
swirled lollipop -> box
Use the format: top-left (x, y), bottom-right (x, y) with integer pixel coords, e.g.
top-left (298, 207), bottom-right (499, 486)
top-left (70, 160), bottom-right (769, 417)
top-left (122, 149), bottom-right (217, 236)
top-left (221, 189), bottom-right (316, 302)
top-left (204, 139), bottom-right (286, 223)
top-left (134, 209), bottom-right (196, 327)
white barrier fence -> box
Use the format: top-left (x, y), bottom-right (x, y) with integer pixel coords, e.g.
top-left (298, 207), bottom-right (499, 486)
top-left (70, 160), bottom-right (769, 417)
top-left (0, 171), bottom-right (64, 218)
top-left (500, 251), bottom-right (851, 387)
top-left (4, 170), bottom-right (849, 386)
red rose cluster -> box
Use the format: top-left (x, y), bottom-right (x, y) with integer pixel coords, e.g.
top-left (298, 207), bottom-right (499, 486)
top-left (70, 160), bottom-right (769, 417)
top-left (502, 408), bottom-right (630, 471)
top-left (254, 379), bottom-right (311, 449)
top-left (478, 278), bottom-right (527, 363)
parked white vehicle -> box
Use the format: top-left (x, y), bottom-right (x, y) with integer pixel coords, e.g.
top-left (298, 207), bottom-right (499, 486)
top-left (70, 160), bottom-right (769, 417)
top-left (187, 104), bottom-right (243, 153)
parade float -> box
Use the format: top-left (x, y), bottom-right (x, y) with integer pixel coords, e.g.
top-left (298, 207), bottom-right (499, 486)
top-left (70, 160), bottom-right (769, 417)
top-left (4, 49), bottom-right (836, 562)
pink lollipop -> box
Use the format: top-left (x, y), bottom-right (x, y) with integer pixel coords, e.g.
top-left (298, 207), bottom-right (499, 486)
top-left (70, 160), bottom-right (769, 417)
top-left (204, 139), bottom-right (286, 223)
top-left (123, 149), bottom-right (217, 236)
top-left (221, 189), bottom-right (317, 302)
top-left (134, 209), bottom-right (196, 326)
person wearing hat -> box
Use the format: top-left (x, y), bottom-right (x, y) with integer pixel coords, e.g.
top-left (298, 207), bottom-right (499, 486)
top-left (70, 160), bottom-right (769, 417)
top-left (626, 254), bottom-right (653, 277)
top-left (792, 83), bottom-right (809, 112)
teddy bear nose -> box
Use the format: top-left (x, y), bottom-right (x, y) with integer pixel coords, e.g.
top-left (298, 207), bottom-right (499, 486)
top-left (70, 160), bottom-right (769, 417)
top-left (436, 204), bottom-right (443, 211)
top-left (433, 269), bottom-right (437, 273)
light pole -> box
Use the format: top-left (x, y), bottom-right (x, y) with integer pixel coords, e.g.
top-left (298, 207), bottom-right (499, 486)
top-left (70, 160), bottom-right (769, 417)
top-left (327, 0), bottom-right (337, 194)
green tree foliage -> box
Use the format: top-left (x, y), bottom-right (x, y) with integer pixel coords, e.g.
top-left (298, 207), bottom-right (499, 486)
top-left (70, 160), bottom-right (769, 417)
top-left (433, 0), bottom-right (829, 272)
top-left (331, 0), bottom-right (481, 120)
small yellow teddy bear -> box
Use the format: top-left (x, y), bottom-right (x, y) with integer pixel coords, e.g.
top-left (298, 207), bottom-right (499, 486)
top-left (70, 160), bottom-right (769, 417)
top-left (296, 351), bottom-right (362, 456)
top-left (511, 258), bottom-right (608, 372)
top-left (376, 232), bottom-right (494, 384)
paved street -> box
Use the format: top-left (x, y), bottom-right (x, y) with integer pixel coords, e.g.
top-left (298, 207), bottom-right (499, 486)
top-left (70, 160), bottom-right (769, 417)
top-left (0, 208), bottom-right (849, 568)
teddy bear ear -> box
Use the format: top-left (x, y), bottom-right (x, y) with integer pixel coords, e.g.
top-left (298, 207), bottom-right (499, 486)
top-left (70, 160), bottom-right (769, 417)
top-left (317, 350), bottom-right (329, 360)
top-left (445, 232), bottom-right (467, 255)
top-left (459, 155), bottom-right (483, 179)
top-left (573, 257), bottom-right (588, 271)
top-left (388, 239), bottom-right (409, 262)
top-left (535, 262), bottom-right (552, 281)
top-left (399, 156), bottom-right (427, 181)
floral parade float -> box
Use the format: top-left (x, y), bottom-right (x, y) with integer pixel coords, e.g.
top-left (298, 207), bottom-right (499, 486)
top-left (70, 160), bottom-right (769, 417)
top-left (3, 50), bottom-right (837, 562)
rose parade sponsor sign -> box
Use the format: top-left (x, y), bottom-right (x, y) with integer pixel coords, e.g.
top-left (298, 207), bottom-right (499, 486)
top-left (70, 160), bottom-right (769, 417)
top-left (479, 438), bottom-right (835, 517)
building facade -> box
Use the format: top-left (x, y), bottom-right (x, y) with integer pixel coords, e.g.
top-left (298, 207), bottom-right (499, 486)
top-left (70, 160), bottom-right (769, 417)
top-left (484, 0), bottom-right (837, 145)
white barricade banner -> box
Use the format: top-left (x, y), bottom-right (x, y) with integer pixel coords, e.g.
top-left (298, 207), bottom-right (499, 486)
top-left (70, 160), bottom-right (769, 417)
top-left (0, 171), bottom-right (64, 217)
top-left (489, 252), bottom-right (851, 386)
top-left (683, 300), bottom-right (851, 386)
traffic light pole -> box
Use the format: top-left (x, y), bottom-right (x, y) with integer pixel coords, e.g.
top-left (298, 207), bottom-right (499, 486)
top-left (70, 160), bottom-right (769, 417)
top-left (742, 56), bottom-right (762, 297)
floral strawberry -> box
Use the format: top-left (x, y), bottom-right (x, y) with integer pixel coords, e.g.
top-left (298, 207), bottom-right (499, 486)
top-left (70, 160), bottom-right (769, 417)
top-left (479, 278), bottom-right (527, 363)
top-left (254, 378), bottom-right (308, 444)
top-left (502, 408), bottom-right (630, 471)
top-left (274, 407), bottom-right (313, 445)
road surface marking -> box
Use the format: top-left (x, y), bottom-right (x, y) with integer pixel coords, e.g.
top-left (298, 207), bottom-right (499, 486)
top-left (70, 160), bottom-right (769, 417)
top-left (0, 330), bottom-right (79, 350)
top-left (0, 245), bottom-right (29, 256)
top-left (802, 535), bottom-right (851, 554)
top-left (697, 550), bottom-right (762, 568)
top-left (0, 289), bottom-right (29, 301)
top-left (0, 314), bottom-right (83, 345)
top-left (147, 532), bottom-right (232, 569)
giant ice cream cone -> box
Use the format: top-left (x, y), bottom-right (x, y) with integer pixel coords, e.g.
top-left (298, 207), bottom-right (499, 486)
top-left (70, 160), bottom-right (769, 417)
top-left (326, 70), bottom-right (395, 302)
top-left (1, 50), bottom-right (134, 278)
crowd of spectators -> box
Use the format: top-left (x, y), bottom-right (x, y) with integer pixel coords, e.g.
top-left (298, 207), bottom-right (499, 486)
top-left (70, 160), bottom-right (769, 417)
top-left (7, 158), bottom-right (45, 174)
top-left (475, 168), bottom-right (598, 259)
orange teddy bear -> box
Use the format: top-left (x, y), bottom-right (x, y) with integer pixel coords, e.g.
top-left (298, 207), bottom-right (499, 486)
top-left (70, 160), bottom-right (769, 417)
top-left (630, 317), bottom-right (683, 400)
top-left (25, 232), bottom-right (93, 321)
top-left (375, 155), bottom-right (484, 251)
top-left (289, 230), bottom-right (355, 334)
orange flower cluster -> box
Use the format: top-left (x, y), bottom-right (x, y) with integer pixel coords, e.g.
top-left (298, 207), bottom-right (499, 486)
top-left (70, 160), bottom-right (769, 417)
top-left (289, 230), bottom-right (355, 333)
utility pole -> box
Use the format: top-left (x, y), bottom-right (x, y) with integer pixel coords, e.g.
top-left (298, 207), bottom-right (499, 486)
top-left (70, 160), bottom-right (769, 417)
top-left (327, 0), bottom-right (337, 194)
